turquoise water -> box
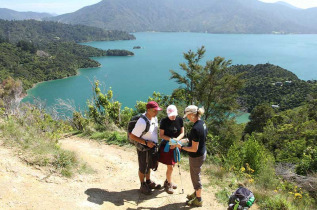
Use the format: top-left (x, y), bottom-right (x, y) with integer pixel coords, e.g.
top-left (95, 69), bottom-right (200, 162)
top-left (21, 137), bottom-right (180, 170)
top-left (23, 33), bottom-right (317, 122)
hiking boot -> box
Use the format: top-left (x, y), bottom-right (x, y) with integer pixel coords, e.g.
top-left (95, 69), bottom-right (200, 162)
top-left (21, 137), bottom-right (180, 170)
top-left (186, 197), bottom-right (203, 207)
top-left (165, 182), bottom-right (174, 194)
top-left (147, 180), bottom-right (162, 189)
top-left (186, 191), bottom-right (196, 200)
top-left (140, 183), bottom-right (152, 195)
top-left (164, 180), bottom-right (177, 189)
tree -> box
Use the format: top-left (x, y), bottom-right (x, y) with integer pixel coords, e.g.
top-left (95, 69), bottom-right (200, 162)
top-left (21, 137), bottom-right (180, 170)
top-left (170, 46), bottom-right (205, 104)
top-left (244, 104), bottom-right (275, 134)
top-left (170, 47), bottom-right (244, 126)
top-left (197, 56), bottom-right (244, 123)
top-left (307, 99), bottom-right (317, 121)
top-left (0, 77), bottom-right (23, 115)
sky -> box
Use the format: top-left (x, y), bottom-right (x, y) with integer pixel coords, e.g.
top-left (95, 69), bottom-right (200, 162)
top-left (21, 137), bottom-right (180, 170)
top-left (0, 0), bottom-right (317, 15)
top-left (0, 0), bottom-right (102, 15)
top-left (259, 0), bottom-right (317, 9)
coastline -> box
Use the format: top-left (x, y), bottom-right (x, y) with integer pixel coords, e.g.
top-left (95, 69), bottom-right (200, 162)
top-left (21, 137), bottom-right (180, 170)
top-left (22, 65), bottom-right (102, 101)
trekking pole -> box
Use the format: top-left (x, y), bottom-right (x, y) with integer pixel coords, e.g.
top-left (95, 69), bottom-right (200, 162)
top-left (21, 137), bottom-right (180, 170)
top-left (177, 150), bottom-right (184, 194)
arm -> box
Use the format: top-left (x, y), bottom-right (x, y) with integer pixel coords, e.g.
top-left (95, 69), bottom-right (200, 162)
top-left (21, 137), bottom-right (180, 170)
top-left (159, 129), bottom-right (172, 141)
top-left (179, 140), bottom-right (199, 153)
top-left (175, 127), bottom-right (184, 141)
top-left (129, 133), bottom-right (155, 148)
top-left (130, 118), bottom-right (155, 148)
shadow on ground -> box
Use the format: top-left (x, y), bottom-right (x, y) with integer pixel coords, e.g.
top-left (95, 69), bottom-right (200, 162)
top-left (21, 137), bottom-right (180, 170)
top-left (85, 187), bottom-right (175, 207)
top-left (126, 203), bottom-right (194, 210)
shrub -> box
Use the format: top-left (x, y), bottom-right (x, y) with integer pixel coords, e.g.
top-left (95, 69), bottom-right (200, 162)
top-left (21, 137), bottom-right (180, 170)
top-left (226, 135), bottom-right (274, 175)
top-left (296, 146), bottom-right (317, 175)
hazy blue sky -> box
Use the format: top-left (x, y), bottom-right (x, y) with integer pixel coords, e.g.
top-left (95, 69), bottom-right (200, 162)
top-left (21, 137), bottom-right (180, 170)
top-left (0, 0), bottom-right (316, 15)
top-left (260, 0), bottom-right (317, 9)
top-left (0, 0), bottom-right (102, 15)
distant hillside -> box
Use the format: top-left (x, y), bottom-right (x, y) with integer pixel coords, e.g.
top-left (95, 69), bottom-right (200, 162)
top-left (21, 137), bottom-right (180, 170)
top-left (0, 8), bottom-right (53, 20)
top-left (0, 20), bottom-right (135, 89)
top-left (49, 0), bottom-right (317, 33)
top-left (230, 63), bottom-right (317, 111)
top-left (275, 1), bottom-right (300, 10)
top-left (0, 19), bottom-right (135, 46)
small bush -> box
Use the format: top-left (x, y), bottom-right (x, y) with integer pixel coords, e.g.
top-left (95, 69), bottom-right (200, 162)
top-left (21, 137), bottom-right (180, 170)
top-left (296, 146), bottom-right (317, 175)
top-left (226, 135), bottom-right (274, 175)
top-left (257, 194), bottom-right (291, 210)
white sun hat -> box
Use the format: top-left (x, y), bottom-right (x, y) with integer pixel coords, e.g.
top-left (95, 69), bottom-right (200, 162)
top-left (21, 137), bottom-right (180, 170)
top-left (166, 105), bottom-right (178, 117)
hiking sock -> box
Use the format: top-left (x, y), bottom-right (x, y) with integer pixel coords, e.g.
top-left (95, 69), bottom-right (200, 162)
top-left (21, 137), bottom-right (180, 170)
top-left (197, 197), bottom-right (202, 202)
top-left (146, 179), bottom-right (151, 184)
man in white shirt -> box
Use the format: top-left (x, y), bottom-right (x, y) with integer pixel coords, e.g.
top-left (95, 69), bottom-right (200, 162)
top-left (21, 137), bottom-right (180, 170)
top-left (129, 101), bottom-right (162, 195)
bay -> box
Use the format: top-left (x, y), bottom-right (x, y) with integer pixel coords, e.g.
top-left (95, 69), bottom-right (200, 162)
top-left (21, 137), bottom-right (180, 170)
top-left (23, 32), bottom-right (317, 122)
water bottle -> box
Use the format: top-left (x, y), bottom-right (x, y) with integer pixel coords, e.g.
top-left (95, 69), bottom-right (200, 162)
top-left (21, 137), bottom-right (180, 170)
top-left (233, 198), bottom-right (240, 210)
top-left (246, 196), bottom-right (255, 207)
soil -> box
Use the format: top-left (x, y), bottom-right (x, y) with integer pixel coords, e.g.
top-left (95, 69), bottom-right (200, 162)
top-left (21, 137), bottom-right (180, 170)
top-left (0, 136), bottom-right (226, 209)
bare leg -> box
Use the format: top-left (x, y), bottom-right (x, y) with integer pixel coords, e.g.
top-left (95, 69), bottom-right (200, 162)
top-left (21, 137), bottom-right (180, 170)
top-left (196, 189), bottom-right (202, 198)
top-left (145, 170), bottom-right (151, 180)
top-left (166, 165), bottom-right (173, 183)
top-left (138, 170), bottom-right (145, 183)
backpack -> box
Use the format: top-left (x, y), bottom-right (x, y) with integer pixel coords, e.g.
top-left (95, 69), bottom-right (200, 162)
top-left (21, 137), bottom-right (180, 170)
top-left (127, 114), bottom-right (151, 152)
top-left (228, 187), bottom-right (255, 210)
top-left (147, 146), bottom-right (159, 172)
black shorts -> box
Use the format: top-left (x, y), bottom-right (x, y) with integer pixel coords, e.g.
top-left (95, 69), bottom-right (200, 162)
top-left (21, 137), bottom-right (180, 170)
top-left (137, 148), bottom-right (153, 174)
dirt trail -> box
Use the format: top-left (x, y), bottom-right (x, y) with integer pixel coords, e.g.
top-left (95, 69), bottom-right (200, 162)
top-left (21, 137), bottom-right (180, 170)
top-left (0, 137), bottom-right (226, 209)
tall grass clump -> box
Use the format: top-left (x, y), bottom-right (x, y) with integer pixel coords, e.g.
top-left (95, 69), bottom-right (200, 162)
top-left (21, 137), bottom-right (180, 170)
top-left (0, 104), bottom-right (82, 177)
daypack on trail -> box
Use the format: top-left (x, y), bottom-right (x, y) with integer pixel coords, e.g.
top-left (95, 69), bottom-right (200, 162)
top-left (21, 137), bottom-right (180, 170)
top-left (227, 187), bottom-right (255, 210)
top-left (127, 114), bottom-right (151, 151)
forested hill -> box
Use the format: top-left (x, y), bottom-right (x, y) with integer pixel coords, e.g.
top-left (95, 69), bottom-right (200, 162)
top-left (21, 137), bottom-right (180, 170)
top-left (0, 41), bottom-right (94, 89)
top-left (0, 8), bottom-right (53, 20)
top-left (0, 19), bottom-right (135, 46)
top-left (0, 20), bottom-right (135, 89)
top-left (49, 0), bottom-right (317, 33)
top-left (230, 64), bottom-right (317, 112)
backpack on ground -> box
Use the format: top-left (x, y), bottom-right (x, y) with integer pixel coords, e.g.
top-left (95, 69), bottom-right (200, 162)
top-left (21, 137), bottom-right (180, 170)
top-left (127, 114), bottom-right (151, 152)
top-left (227, 187), bottom-right (255, 210)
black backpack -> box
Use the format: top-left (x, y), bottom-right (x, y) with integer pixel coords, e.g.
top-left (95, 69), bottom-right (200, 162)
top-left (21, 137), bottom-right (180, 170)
top-left (127, 114), bottom-right (151, 151)
top-left (228, 187), bottom-right (255, 210)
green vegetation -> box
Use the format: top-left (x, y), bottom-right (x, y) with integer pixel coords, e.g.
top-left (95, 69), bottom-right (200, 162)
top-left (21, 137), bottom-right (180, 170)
top-left (0, 20), bottom-right (134, 90)
top-left (0, 105), bottom-right (80, 177)
top-left (170, 46), bottom-right (244, 124)
top-left (230, 64), bottom-right (317, 112)
top-left (0, 19), bottom-right (135, 46)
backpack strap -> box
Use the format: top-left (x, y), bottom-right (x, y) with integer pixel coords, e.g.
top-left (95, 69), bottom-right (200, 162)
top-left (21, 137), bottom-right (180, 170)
top-left (140, 114), bottom-right (151, 138)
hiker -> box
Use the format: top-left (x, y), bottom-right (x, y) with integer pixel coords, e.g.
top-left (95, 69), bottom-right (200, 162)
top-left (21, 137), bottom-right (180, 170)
top-left (176, 105), bottom-right (207, 207)
top-left (129, 101), bottom-right (162, 195)
top-left (158, 105), bottom-right (184, 194)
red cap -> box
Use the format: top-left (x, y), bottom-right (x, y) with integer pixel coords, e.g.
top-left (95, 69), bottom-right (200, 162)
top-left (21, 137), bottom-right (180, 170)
top-left (146, 101), bottom-right (162, 111)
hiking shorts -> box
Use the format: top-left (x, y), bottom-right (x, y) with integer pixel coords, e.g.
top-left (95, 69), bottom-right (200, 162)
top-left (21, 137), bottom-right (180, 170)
top-left (137, 149), bottom-right (151, 174)
top-left (189, 151), bottom-right (206, 190)
top-left (158, 143), bottom-right (176, 166)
